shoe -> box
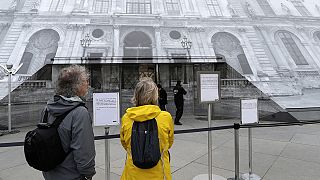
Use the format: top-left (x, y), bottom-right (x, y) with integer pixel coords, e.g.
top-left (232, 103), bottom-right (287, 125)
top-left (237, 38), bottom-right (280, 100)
top-left (174, 122), bottom-right (182, 125)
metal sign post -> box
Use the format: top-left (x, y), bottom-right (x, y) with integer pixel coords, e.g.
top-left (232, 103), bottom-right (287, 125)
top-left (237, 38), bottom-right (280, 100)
top-left (105, 126), bottom-right (110, 180)
top-left (240, 99), bottom-right (261, 180)
top-left (208, 103), bottom-right (213, 180)
top-left (195, 71), bottom-right (226, 180)
top-left (227, 123), bottom-right (242, 180)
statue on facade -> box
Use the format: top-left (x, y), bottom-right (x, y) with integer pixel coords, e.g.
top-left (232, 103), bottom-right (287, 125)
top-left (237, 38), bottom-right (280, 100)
top-left (227, 3), bottom-right (238, 17)
top-left (31, 0), bottom-right (41, 12)
top-left (281, 3), bottom-right (291, 16)
top-left (9, 0), bottom-right (18, 11)
top-left (245, 2), bottom-right (255, 17)
top-left (316, 4), bottom-right (320, 15)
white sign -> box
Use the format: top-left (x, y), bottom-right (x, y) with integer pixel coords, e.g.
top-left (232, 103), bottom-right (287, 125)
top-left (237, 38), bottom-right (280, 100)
top-left (93, 93), bottom-right (120, 126)
top-left (200, 73), bottom-right (219, 103)
top-left (241, 99), bottom-right (258, 124)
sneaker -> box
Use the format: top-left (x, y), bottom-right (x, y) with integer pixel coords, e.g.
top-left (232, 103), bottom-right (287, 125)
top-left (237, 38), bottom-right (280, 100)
top-left (174, 122), bottom-right (182, 125)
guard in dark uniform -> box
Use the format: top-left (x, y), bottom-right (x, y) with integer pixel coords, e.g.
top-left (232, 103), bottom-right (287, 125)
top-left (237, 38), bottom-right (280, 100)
top-left (157, 84), bottom-right (167, 111)
top-left (173, 80), bottom-right (187, 125)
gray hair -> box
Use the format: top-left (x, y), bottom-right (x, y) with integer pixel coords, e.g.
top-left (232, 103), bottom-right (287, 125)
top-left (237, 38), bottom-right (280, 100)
top-left (131, 77), bottom-right (158, 106)
top-left (56, 65), bottom-right (89, 97)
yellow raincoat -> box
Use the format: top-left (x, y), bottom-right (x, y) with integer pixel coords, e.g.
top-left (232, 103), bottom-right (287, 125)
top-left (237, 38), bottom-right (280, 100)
top-left (120, 105), bottom-right (174, 180)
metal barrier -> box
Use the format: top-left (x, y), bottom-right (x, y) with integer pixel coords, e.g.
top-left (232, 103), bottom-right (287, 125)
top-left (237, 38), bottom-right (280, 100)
top-left (1, 119), bottom-right (320, 180)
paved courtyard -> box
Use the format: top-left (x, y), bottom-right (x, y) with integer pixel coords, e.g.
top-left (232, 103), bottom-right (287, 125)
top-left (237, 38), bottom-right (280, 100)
top-left (1, 114), bottom-right (320, 180)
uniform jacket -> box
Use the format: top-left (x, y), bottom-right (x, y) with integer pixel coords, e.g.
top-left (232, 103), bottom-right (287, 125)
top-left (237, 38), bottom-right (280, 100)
top-left (42, 95), bottom-right (96, 180)
top-left (158, 88), bottom-right (168, 105)
top-left (173, 85), bottom-right (187, 105)
top-left (120, 105), bottom-right (174, 180)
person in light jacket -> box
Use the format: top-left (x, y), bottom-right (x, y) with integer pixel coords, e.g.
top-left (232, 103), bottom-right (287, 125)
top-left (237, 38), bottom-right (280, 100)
top-left (120, 78), bottom-right (174, 180)
top-left (42, 65), bottom-right (95, 180)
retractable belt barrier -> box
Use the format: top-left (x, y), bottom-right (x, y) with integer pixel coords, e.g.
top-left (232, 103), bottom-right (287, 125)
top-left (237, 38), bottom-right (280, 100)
top-left (1, 119), bottom-right (320, 148)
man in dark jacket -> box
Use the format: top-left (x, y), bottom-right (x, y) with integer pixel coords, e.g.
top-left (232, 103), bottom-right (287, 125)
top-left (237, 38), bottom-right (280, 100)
top-left (173, 80), bottom-right (187, 125)
top-left (42, 65), bottom-right (95, 180)
top-left (157, 84), bottom-right (167, 111)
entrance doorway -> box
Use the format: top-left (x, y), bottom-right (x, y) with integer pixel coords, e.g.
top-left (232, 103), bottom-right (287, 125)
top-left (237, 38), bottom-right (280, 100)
top-left (121, 64), bottom-right (155, 89)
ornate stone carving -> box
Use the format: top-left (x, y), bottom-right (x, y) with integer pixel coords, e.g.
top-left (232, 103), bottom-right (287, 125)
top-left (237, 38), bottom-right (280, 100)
top-left (31, 0), bottom-right (41, 12)
top-left (281, 3), bottom-right (291, 16)
top-left (227, 3), bottom-right (238, 17)
top-left (245, 2), bottom-right (255, 17)
top-left (22, 23), bottom-right (32, 29)
top-left (187, 27), bottom-right (205, 32)
top-left (9, 0), bottom-right (18, 10)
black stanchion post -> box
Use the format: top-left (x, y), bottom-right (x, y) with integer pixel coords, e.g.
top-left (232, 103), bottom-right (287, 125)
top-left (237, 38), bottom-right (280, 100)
top-left (228, 123), bottom-right (243, 180)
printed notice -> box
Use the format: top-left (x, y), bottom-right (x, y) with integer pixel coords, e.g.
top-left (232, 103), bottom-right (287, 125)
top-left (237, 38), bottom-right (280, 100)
top-left (200, 73), bottom-right (219, 103)
top-left (241, 99), bottom-right (258, 124)
top-left (93, 93), bottom-right (120, 126)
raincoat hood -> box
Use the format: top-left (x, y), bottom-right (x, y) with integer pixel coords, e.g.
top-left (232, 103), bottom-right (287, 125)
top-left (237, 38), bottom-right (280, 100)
top-left (126, 105), bottom-right (161, 122)
top-left (46, 95), bottom-right (85, 117)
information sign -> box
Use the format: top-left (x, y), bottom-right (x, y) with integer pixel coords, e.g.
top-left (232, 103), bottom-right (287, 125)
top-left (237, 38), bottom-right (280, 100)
top-left (93, 92), bottom-right (120, 126)
top-left (241, 99), bottom-right (258, 124)
top-left (198, 72), bottom-right (220, 103)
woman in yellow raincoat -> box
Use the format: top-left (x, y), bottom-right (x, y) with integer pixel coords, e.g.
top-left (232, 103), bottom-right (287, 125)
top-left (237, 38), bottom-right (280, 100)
top-left (120, 78), bottom-right (174, 180)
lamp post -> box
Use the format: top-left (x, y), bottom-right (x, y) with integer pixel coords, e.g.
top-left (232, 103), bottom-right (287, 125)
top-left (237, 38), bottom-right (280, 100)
top-left (80, 33), bottom-right (92, 58)
top-left (0, 63), bottom-right (23, 132)
top-left (181, 36), bottom-right (192, 84)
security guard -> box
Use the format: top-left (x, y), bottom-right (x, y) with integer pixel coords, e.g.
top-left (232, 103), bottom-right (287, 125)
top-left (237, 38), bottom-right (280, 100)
top-left (173, 80), bottom-right (187, 125)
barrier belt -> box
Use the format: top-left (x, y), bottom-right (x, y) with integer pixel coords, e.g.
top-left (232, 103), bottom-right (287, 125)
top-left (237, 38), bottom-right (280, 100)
top-left (1, 120), bottom-right (320, 148)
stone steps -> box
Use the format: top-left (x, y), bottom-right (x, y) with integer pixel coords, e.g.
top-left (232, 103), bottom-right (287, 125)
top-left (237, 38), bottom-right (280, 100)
top-left (0, 23), bottom-right (22, 63)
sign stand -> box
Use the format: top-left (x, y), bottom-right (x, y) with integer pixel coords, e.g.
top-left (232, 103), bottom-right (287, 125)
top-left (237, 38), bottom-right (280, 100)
top-left (240, 99), bottom-right (261, 180)
top-left (93, 92), bottom-right (120, 180)
top-left (105, 126), bottom-right (110, 180)
top-left (193, 71), bottom-right (226, 180)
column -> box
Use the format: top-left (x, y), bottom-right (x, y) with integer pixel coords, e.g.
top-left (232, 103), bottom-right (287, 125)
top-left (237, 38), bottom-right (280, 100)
top-left (154, 26), bottom-right (162, 58)
top-left (113, 25), bottom-right (120, 57)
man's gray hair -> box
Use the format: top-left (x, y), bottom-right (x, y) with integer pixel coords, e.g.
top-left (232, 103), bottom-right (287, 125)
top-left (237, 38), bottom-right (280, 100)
top-left (56, 65), bottom-right (89, 97)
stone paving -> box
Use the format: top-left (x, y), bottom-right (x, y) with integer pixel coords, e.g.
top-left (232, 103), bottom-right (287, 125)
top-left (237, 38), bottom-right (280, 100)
top-left (1, 114), bottom-right (320, 180)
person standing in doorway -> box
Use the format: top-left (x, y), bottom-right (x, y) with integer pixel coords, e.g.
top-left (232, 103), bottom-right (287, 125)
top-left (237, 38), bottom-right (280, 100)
top-left (173, 80), bottom-right (187, 125)
top-left (157, 84), bottom-right (167, 111)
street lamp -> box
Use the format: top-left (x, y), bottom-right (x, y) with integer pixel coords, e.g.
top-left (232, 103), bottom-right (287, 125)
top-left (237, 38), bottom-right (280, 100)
top-left (80, 33), bottom-right (92, 58)
top-left (0, 63), bottom-right (23, 132)
top-left (181, 36), bottom-right (192, 84)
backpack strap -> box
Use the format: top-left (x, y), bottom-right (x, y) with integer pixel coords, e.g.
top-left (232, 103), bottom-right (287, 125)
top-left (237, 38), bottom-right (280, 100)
top-left (51, 103), bottom-right (85, 128)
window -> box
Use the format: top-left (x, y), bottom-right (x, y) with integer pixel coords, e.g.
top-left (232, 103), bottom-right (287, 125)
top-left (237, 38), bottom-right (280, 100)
top-left (256, 0), bottom-right (275, 16)
top-left (94, 0), bottom-right (110, 13)
top-left (17, 52), bottom-right (33, 74)
top-left (92, 29), bottom-right (104, 38)
top-left (206, 0), bottom-right (222, 16)
top-left (165, 0), bottom-right (180, 15)
top-left (290, 0), bottom-right (311, 16)
top-left (49, 0), bottom-right (66, 11)
top-left (278, 31), bottom-right (308, 65)
top-left (169, 30), bottom-right (181, 39)
top-left (126, 0), bottom-right (152, 14)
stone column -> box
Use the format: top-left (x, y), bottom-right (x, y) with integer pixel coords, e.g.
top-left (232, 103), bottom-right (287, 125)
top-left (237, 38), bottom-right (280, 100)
top-left (113, 25), bottom-right (120, 57)
top-left (154, 26), bottom-right (162, 58)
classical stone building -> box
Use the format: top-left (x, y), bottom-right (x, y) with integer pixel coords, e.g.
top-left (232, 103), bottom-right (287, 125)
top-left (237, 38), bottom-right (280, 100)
top-left (0, 0), bottom-right (320, 110)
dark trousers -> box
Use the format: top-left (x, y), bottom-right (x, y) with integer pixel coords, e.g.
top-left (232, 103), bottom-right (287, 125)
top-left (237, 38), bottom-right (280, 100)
top-left (175, 103), bottom-right (184, 123)
top-left (159, 104), bottom-right (166, 111)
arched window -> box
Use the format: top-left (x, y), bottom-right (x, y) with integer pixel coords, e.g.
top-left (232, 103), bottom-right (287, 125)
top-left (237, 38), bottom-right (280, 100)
top-left (277, 31), bottom-right (308, 65)
top-left (212, 32), bottom-right (253, 75)
top-left (123, 31), bottom-right (152, 57)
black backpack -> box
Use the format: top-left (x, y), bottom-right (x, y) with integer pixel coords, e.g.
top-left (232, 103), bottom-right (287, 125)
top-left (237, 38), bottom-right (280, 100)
top-left (131, 118), bottom-right (161, 169)
top-left (24, 104), bottom-right (82, 172)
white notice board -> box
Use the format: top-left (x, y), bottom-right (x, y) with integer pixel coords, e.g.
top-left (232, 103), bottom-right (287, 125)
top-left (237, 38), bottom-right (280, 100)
top-left (198, 72), bottom-right (220, 103)
top-left (241, 99), bottom-right (258, 124)
top-left (93, 92), bottom-right (120, 126)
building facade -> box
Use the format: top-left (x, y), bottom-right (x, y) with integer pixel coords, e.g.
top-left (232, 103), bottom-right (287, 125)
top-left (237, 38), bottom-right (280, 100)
top-left (0, 0), bottom-right (320, 109)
